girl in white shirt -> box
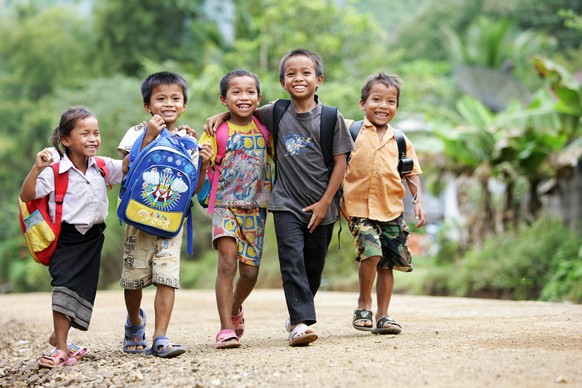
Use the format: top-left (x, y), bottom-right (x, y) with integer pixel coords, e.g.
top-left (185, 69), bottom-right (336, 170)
top-left (20, 106), bottom-right (123, 368)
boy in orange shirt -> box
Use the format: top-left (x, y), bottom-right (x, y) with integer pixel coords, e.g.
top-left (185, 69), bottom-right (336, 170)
top-left (342, 72), bottom-right (426, 335)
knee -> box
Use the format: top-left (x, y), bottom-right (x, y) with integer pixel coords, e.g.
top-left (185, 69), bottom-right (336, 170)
top-left (239, 268), bottom-right (259, 284)
top-left (217, 255), bottom-right (238, 277)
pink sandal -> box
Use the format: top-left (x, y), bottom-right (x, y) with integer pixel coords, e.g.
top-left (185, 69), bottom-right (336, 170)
top-left (231, 307), bottom-right (245, 338)
top-left (215, 329), bottom-right (240, 349)
top-left (37, 349), bottom-right (77, 368)
top-left (68, 343), bottom-right (90, 360)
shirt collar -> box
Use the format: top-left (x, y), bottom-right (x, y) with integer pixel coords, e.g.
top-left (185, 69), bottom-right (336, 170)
top-left (57, 153), bottom-right (98, 173)
top-left (362, 117), bottom-right (395, 137)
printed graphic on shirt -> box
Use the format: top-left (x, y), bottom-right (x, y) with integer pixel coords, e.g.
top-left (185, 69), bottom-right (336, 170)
top-left (216, 128), bottom-right (271, 208)
top-left (282, 132), bottom-right (314, 157)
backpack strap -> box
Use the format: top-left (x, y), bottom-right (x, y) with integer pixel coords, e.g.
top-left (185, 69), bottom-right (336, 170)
top-left (207, 122), bottom-right (229, 214)
top-left (52, 163), bottom-right (68, 228)
top-left (94, 157), bottom-right (112, 190)
top-left (252, 116), bottom-right (269, 145)
top-left (320, 105), bottom-right (337, 174)
top-left (271, 99), bottom-right (291, 166)
top-left (349, 120), bottom-right (364, 141)
top-left (393, 129), bottom-right (413, 176)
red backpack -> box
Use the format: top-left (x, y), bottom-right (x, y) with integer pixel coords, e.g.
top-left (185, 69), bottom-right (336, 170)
top-left (197, 117), bottom-right (269, 214)
top-left (18, 158), bottom-right (110, 265)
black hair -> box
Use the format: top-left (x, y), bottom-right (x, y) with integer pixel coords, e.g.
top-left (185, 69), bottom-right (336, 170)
top-left (219, 70), bottom-right (261, 97)
top-left (51, 106), bottom-right (96, 157)
top-left (141, 71), bottom-right (188, 104)
top-left (360, 72), bottom-right (403, 107)
top-left (278, 48), bottom-right (324, 80)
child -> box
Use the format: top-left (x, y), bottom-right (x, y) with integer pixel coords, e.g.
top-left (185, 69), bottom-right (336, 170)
top-left (342, 72), bottom-right (426, 335)
top-left (20, 106), bottom-right (124, 368)
top-left (199, 70), bottom-right (271, 349)
top-left (205, 49), bottom-right (354, 346)
top-left (117, 71), bottom-right (212, 357)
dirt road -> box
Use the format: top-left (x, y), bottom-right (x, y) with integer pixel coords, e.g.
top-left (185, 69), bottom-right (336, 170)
top-left (1, 289), bottom-right (581, 387)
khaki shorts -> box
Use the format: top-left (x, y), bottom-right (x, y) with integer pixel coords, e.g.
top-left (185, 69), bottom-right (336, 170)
top-left (348, 215), bottom-right (413, 272)
top-left (120, 225), bottom-right (183, 289)
top-left (212, 207), bottom-right (266, 267)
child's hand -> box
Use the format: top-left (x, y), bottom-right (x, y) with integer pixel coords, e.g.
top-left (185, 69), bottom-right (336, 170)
top-left (178, 124), bottom-right (198, 140)
top-left (303, 201), bottom-right (328, 233)
top-left (199, 141), bottom-right (213, 167)
top-left (36, 148), bottom-right (54, 169)
top-left (145, 114), bottom-right (166, 136)
top-left (413, 203), bottom-right (426, 228)
top-left (203, 112), bottom-right (230, 135)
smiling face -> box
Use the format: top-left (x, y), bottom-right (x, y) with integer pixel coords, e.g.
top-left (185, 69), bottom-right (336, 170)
top-left (220, 75), bottom-right (261, 125)
top-left (61, 116), bottom-right (100, 160)
top-left (144, 83), bottom-right (186, 129)
top-left (360, 82), bottom-right (399, 129)
top-left (280, 54), bottom-right (323, 103)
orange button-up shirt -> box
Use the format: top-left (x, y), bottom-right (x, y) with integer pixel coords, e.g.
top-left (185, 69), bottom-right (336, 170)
top-left (342, 118), bottom-right (422, 222)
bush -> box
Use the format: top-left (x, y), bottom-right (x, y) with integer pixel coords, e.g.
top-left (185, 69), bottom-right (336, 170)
top-left (452, 216), bottom-right (581, 302)
top-left (540, 239), bottom-right (582, 303)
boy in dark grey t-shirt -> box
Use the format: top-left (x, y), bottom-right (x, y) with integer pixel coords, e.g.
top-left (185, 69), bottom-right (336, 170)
top-left (257, 49), bottom-right (353, 346)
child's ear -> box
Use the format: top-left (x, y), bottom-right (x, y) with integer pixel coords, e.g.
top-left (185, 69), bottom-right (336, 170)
top-left (316, 75), bottom-right (324, 87)
top-left (219, 95), bottom-right (227, 106)
top-left (359, 100), bottom-right (366, 110)
top-left (144, 103), bottom-right (152, 114)
top-left (279, 79), bottom-right (286, 90)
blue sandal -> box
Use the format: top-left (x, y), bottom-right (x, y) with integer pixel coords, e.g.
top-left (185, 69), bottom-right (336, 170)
top-left (150, 336), bottom-right (186, 358)
top-left (123, 308), bottom-right (148, 354)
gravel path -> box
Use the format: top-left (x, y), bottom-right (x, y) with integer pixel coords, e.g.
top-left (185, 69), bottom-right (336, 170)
top-left (1, 289), bottom-right (581, 387)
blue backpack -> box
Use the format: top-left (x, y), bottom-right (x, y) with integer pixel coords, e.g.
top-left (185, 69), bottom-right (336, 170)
top-left (117, 128), bottom-right (202, 254)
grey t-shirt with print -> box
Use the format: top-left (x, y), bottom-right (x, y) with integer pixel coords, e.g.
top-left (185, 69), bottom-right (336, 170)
top-left (257, 100), bottom-right (354, 225)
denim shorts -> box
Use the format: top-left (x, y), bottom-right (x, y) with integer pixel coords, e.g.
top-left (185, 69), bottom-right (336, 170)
top-left (348, 215), bottom-right (413, 272)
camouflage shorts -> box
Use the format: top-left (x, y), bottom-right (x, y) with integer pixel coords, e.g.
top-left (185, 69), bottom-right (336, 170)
top-left (347, 215), bottom-right (413, 272)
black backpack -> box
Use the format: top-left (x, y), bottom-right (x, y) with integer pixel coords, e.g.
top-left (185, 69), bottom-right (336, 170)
top-left (348, 120), bottom-right (413, 176)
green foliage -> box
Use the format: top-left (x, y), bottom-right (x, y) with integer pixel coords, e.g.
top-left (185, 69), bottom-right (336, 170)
top-left (541, 242), bottom-right (582, 303)
top-left (512, 0), bottom-right (582, 53)
top-left (0, 0), bottom-right (579, 304)
top-left (0, 5), bottom-right (99, 99)
top-left (93, 0), bottom-right (224, 76)
top-left (7, 258), bottom-right (52, 293)
top-left (453, 216), bottom-right (581, 301)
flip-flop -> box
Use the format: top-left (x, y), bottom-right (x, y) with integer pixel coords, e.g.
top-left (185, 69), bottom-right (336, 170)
top-left (372, 316), bottom-right (402, 335)
top-left (288, 324), bottom-right (318, 347)
top-left (231, 307), bottom-right (245, 338)
top-left (215, 329), bottom-right (240, 349)
top-left (123, 308), bottom-right (148, 354)
top-left (150, 336), bottom-right (186, 358)
top-left (68, 343), bottom-right (90, 360)
top-left (352, 309), bottom-right (374, 331)
top-left (37, 348), bottom-right (76, 368)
